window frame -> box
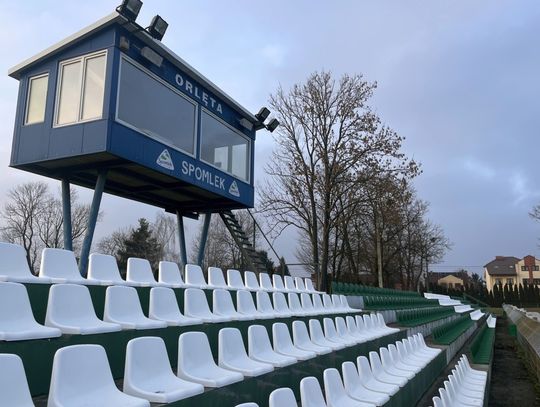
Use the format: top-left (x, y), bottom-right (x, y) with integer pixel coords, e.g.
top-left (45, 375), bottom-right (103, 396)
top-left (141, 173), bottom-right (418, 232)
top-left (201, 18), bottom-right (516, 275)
top-left (199, 107), bottom-right (252, 183)
top-left (53, 49), bottom-right (108, 128)
top-left (24, 72), bottom-right (49, 125)
top-left (115, 55), bottom-right (198, 158)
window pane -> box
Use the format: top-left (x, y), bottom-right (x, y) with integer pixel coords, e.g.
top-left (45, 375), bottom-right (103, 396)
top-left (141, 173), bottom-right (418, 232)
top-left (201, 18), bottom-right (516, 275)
top-left (25, 75), bottom-right (48, 124)
top-left (117, 59), bottom-right (196, 154)
top-left (200, 111), bottom-right (250, 182)
top-left (81, 54), bottom-right (106, 120)
top-left (57, 61), bottom-right (82, 124)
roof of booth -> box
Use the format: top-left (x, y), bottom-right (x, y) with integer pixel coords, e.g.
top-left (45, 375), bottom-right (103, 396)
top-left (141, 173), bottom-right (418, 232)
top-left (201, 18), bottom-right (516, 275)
top-left (8, 12), bottom-right (258, 124)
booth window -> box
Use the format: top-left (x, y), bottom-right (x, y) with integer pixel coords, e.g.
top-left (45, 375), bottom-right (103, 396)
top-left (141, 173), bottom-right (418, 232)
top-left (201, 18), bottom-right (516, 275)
top-left (116, 57), bottom-right (197, 155)
top-left (200, 110), bottom-right (250, 182)
top-left (25, 73), bottom-right (48, 125)
top-left (55, 50), bottom-right (106, 126)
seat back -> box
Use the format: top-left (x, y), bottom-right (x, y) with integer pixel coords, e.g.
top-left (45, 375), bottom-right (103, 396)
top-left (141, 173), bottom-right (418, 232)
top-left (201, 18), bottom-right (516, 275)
top-left (331, 294), bottom-right (342, 309)
top-left (269, 388), bottom-right (297, 407)
top-left (244, 271), bottom-right (260, 290)
top-left (284, 276), bottom-right (296, 291)
top-left (322, 294), bottom-right (333, 309)
top-left (178, 331), bottom-right (217, 373)
top-left (292, 320), bottom-right (312, 347)
top-left (300, 376), bottom-right (327, 407)
top-left (40, 248), bottom-right (83, 281)
top-left (0, 354), bottom-right (34, 407)
top-left (218, 327), bottom-right (248, 366)
top-left (340, 295), bottom-right (350, 309)
top-left (125, 336), bottom-right (173, 383)
top-left (227, 269), bottom-right (245, 289)
top-left (379, 347), bottom-right (394, 370)
top-left (259, 273), bottom-right (273, 290)
top-left (272, 323), bottom-right (294, 351)
top-left (355, 314), bottom-right (367, 333)
top-left (388, 344), bottom-right (402, 365)
top-left (323, 318), bottom-right (339, 339)
top-left (345, 315), bottom-right (358, 335)
top-left (272, 274), bottom-right (285, 291)
top-left (323, 368), bottom-right (348, 406)
top-left (0, 282), bottom-right (38, 324)
top-left (368, 351), bottom-right (384, 378)
top-left (308, 319), bottom-right (326, 342)
top-left (185, 264), bottom-right (207, 286)
top-left (300, 293), bottom-right (315, 312)
top-left (439, 387), bottom-right (452, 407)
top-left (184, 288), bottom-right (213, 318)
top-left (248, 325), bottom-right (273, 358)
top-left (334, 317), bottom-right (349, 337)
top-left (288, 293), bottom-right (303, 313)
top-left (213, 289), bottom-right (236, 316)
top-left (208, 267), bottom-right (227, 288)
top-left (305, 278), bottom-right (316, 292)
top-left (149, 286), bottom-right (181, 319)
top-left (273, 292), bottom-right (291, 314)
top-left (363, 314), bottom-right (375, 331)
top-left (88, 253), bottom-right (124, 283)
top-left (341, 361), bottom-right (361, 394)
top-left (0, 242), bottom-right (35, 280)
top-left (104, 285), bottom-right (144, 320)
top-left (237, 290), bottom-right (258, 315)
top-left (294, 277), bottom-right (307, 292)
top-left (46, 283), bottom-right (98, 324)
top-left (356, 355), bottom-right (375, 384)
top-left (432, 396), bottom-right (443, 407)
top-left (312, 294), bottom-right (324, 310)
top-left (256, 291), bottom-right (275, 314)
top-left (127, 258), bottom-right (157, 284)
top-left (158, 261), bottom-right (184, 285)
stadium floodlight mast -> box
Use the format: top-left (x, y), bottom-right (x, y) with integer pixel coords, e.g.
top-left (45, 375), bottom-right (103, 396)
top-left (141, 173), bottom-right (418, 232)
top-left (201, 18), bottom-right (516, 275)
top-left (146, 15), bottom-right (168, 41)
top-left (116, 0), bottom-right (143, 21)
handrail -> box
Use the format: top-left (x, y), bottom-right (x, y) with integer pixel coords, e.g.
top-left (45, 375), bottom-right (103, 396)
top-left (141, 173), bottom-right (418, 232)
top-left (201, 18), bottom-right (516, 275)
top-left (246, 209), bottom-right (286, 276)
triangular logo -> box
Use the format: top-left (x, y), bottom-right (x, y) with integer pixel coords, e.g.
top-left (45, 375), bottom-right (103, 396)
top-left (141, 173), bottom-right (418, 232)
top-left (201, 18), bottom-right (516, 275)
top-left (229, 180), bottom-right (240, 197)
top-left (156, 149), bottom-right (174, 170)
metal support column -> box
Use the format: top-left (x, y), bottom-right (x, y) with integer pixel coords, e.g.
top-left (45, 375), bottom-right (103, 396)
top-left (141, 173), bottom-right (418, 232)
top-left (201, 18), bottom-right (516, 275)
top-left (79, 170), bottom-right (107, 276)
top-left (177, 212), bottom-right (187, 268)
top-left (197, 213), bottom-right (211, 266)
top-left (61, 179), bottom-right (73, 251)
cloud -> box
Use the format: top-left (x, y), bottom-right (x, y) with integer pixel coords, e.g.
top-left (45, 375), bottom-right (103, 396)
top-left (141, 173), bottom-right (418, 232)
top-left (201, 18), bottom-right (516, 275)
top-left (463, 158), bottom-right (496, 180)
top-left (260, 44), bottom-right (287, 67)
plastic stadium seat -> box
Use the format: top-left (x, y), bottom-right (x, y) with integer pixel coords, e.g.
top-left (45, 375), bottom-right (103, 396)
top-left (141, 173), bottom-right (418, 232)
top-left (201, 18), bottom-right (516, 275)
top-left (248, 325), bottom-right (297, 367)
top-left (218, 327), bottom-right (274, 376)
top-left (469, 310), bottom-right (485, 321)
top-left (379, 347), bottom-right (414, 380)
top-left (322, 294), bottom-right (337, 312)
top-left (40, 248), bottom-right (100, 285)
top-left (149, 287), bottom-right (202, 326)
top-left (454, 304), bottom-right (473, 313)
top-left (324, 368), bottom-right (375, 407)
top-left (388, 344), bottom-right (421, 374)
top-left (103, 286), bottom-right (167, 330)
top-left (335, 317), bottom-right (362, 345)
top-left (158, 261), bottom-right (185, 288)
top-left (273, 292), bottom-right (293, 317)
top-left (342, 361), bottom-right (390, 406)
top-left (376, 313), bottom-right (399, 334)
top-left (228, 269), bottom-right (246, 290)
top-left (259, 273), bottom-right (275, 291)
top-left (432, 396), bottom-right (443, 407)
top-left (237, 290), bottom-right (272, 319)
top-left (346, 316), bottom-right (375, 342)
top-left (448, 371), bottom-right (483, 399)
top-left (245, 271), bottom-right (262, 291)
top-left (177, 331), bottom-right (244, 387)
top-left (362, 314), bottom-right (385, 338)
top-left (269, 388), bottom-right (297, 407)
top-left (126, 258), bottom-right (160, 287)
top-left (256, 291), bottom-right (278, 318)
top-left (292, 320), bottom-right (332, 355)
top-left (487, 315), bottom-right (497, 328)
top-left (88, 253), bottom-right (134, 286)
top-left (123, 336), bottom-right (204, 403)
top-left (305, 278), bottom-right (322, 294)
top-left (208, 267), bottom-right (230, 289)
top-left (0, 282), bottom-right (62, 341)
top-left (294, 277), bottom-right (307, 292)
top-left (0, 242), bottom-right (52, 283)
top-left (309, 319), bottom-right (346, 351)
top-left (444, 379), bottom-right (482, 407)
top-left (184, 264), bottom-right (208, 288)
top-left (300, 376), bottom-right (328, 407)
top-left (288, 292), bottom-right (310, 316)
top-left (368, 351), bottom-right (407, 387)
top-left (0, 354), bottom-right (34, 407)
top-left (331, 294), bottom-right (348, 313)
top-left (235, 404), bottom-right (259, 407)
top-left (323, 317), bottom-right (356, 346)
top-left (184, 288), bottom-right (230, 323)
top-left (313, 294), bottom-right (333, 314)
top-left (340, 295), bottom-right (361, 313)
top-left (272, 274), bottom-right (287, 291)
top-left (395, 341), bottom-right (425, 369)
top-left (48, 344), bottom-right (149, 407)
top-left (300, 293), bottom-right (318, 315)
top-left (213, 289), bottom-right (251, 321)
top-left (45, 284), bottom-right (122, 334)
top-left (284, 276), bottom-right (300, 292)
top-left (273, 322), bottom-right (316, 360)
top-left (356, 356), bottom-right (399, 396)
top-left (354, 315), bottom-right (379, 341)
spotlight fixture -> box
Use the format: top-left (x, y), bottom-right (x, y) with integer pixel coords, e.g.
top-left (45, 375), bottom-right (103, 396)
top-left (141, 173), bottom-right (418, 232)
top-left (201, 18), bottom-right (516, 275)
top-left (255, 107), bottom-right (271, 122)
top-left (117, 0), bottom-right (143, 21)
top-left (146, 15), bottom-right (168, 41)
top-left (266, 118), bottom-right (280, 133)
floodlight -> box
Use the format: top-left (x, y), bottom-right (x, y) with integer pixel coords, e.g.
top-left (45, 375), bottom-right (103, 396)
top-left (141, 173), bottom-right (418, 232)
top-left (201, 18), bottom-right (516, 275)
top-left (117, 0), bottom-right (143, 21)
top-left (255, 107), bottom-right (271, 122)
top-left (266, 118), bottom-right (280, 133)
top-left (146, 15), bottom-right (168, 41)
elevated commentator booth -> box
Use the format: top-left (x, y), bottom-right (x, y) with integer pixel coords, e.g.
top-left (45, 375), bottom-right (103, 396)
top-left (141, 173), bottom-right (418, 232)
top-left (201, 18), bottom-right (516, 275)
top-left (8, 6), bottom-right (276, 273)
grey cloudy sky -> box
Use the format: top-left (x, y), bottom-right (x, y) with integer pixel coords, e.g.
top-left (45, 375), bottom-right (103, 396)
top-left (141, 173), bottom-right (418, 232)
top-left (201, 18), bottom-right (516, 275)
top-left (0, 0), bottom-right (539, 275)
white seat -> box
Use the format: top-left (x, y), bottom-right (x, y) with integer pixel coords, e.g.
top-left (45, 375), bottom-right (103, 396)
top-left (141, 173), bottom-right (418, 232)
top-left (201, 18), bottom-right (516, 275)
top-left (208, 267), bottom-right (230, 289)
top-left (313, 294), bottom-right (333, 314)
top-left (213, 289), bottom-right (251, 321)
top-left (432, 396), bottom-right (443, 407)
top-left (158, 261), bottom-right (185, 288)
top-left (88, 253), bottom-right (136, 286)
top-left (346, 316), bottom-right (374, 342)
top-left (45, 284), bottom-right (122, 334)
top-left (300, 376), bottom-right (328, 407)
top-left (340, 295), bottom-right (361, 313)
top-left (300, 293), bottom-right (318, 315)
top-left (342, 361), bottom-right (391, 406)
top-left (149, 287), bottom-right (202, 326)
top-left (237, 290), bottom-right (272, 319)
top-left (259, 273), bottom-right (275, 291)
top-left (40, 248), bottom-right (100, 285)
top-left (395, 341), bottom-right (426, 368)
top-left (228, 269), bottom-right (246, 290)
top-left (322, 294), bottom-right (337, 313)
top-left (184, 288), bottom-right (230, 323)
top-left (470, 310), bottom-right (485, 321)
top-left (309, 319), bottom-right (346, 351)
top-left (379, 347), bottom-right (415, 380)
top-left (103, 286), bottom-right (167, 330)
top-left (356, 356), bottom-right (399, 396)
top-left (305, 278), bottom-right (323, 294)
top-left (0, 242), bottom-right (52, 283)
top-left (245, 271), bottom-right (262, 291)
top-left (272, 274), bottom-right (288, 291)
top-left (269, 388), bottom-right (297, 407)
top-left (124, 336), bottom-right (204, 403)
top-left (354, 315), bottom-right (379, 341)
top-left (324, 368), bottom-right (375, 407)
top-left (368, 351), bottom-right (407, 387)
top-left (288, 292), bottom-right (310, 316)
top-left (256, 291), bottom-right (278, 318)
top-left (335, 317), bottom-right (361, 345)
top-left (444, 379), bottom-right (482, 407)
top-left (0, 282), bottom-right (62, 341)
top-left (332, 294), bottom-right (347, 313)
top-left (248, 325), bottom-right (297, 367)
top-left (292, 320), bottom-right (332, 355)
top-left (454, 304), bottom-right (472, 313)
top-left (177, 331), bottom-right (244, 387)
top-left (362, 314), bottom-right (384, 338)
top-left (0, 354), bottom-right (35, 407)
top-left (273, 322), bottom-right (316, 360)
top-left (388, 344), bottom-right (422, 374)
top-left (284, 276), bottom-right (300, 292)
top-left (324, 317), bottom-right (356, 346)
top-left (376, 313), bottom-right (399, 333)
top-left (48, 344), bottom-right (149, 407)
top-left (487, 315), bottom-right (497, 328)
top-left (273, 292), bottom-right (293, 317)
top-left (448, 371), bottom-right (484, 399)
top-left (218, 327), bottom-right (274, 376)
top-left (235, 404), bottom-right (259, 407)
top-left (185, 264), bottom-right (208, 288)
top-left (294, 277), bottom-right (308, 292)
top-left (126, 258), bottom-right (160, 287)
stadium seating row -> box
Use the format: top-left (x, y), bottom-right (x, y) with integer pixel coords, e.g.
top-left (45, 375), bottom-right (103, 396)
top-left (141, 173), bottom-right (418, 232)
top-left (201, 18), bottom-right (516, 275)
top-left (333, 281), bottom-right (420, 297)
top-left (0, 282), bottom-right (360, 340)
